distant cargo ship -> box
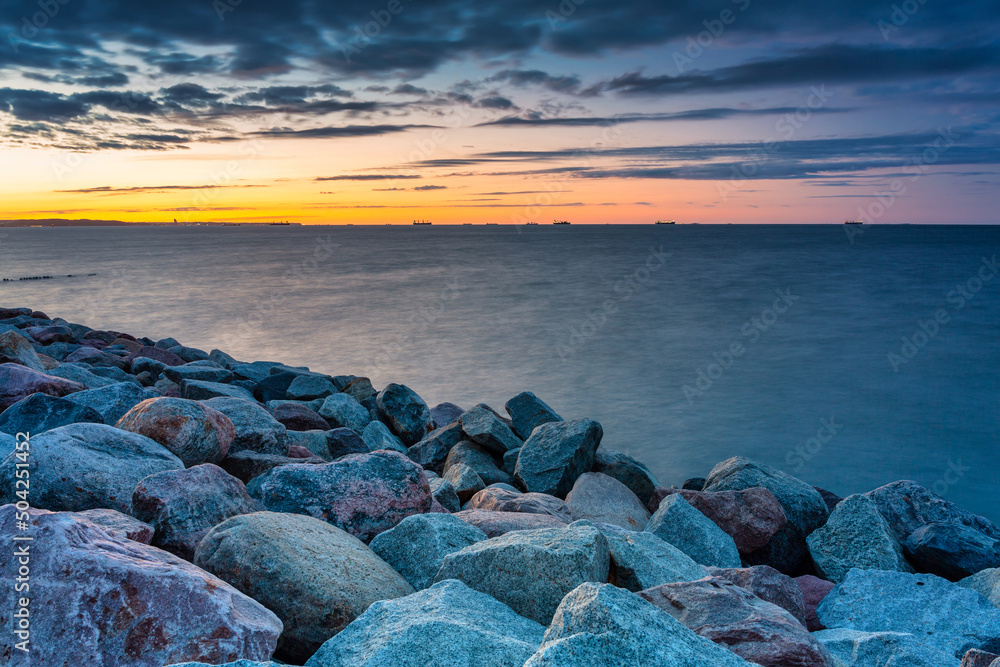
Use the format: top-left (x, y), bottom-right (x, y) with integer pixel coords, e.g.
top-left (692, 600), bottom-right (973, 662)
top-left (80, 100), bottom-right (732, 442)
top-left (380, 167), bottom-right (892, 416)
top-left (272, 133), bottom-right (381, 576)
top-left (655, 220), bottom-right (676, 225)
top-left (844, 220), bottom-right (864, 225)
top-left (553, 220), bottom-right (571, 225)
top-left (413, 220), bottom-right (432, 225)
top-left (526, 222), bottom-right (538, 225)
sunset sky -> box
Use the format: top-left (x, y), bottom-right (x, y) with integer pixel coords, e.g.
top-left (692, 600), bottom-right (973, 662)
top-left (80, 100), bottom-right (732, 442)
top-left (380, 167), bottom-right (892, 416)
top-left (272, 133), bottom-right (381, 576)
top-left (1, 0), bottom-right (997, 224)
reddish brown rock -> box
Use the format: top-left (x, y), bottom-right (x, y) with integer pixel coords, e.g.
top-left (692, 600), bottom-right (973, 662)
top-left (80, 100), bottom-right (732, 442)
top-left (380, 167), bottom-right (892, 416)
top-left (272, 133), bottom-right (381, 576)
top-left (453, 509), bottom-right (568, 537)
top-left (272, 402), bottom-right (329, 431)
top-left (646, 486), bottom-right (673, 513)
top-left (287, 444), bottom-right (315, 458)
top-left (127, 345), bottom-right (186, 367)
top-left (707, 565), bottom-right (807, 626)
top-left (468, 486), bottom-right (573, 522)
top-left (116, 397), bottom-right (235, 467)
top-left (962, 649), bottom-right (1000, 667)
top-left (0, 506), bottom-right (282, 666)
top-left (661, 487), bottom-right (788, 555)
top-left (0, 362), bottom-right (86, 409)
top-left (795, 574), bottom-right (836, 632)
top-left (639, 576), bottom-right (831, 667)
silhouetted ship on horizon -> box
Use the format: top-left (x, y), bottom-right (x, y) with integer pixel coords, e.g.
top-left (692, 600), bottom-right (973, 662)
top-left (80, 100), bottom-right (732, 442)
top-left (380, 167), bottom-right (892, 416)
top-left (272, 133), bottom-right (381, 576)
top-left (844, 219), bottom-right (865, 225)
top-left (553, 220), bottom-right (571, 225)
top-left (655, 220), bottom-right (676, 224)
top-left (413, 220), bottom-right (432, 225)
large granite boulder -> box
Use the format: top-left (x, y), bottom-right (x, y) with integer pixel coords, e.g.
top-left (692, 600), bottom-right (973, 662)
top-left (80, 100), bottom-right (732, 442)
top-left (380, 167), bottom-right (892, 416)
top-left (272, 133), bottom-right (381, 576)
top-left (304, 580), bottom-right (544, 667)
top-left (523, 582), bottom-right (754, 666)
top-left (164, 365), bottom-right (235, 385)
top-left (640, 577), bottom-right (831, 666)
top-left (319, 393), bottom-right (371, 433)
top-left (376, 383), bottom-right (433, 445)
top-left (0, 392), bottom-right (104, 435)
top-left (428, 477), bottom-right (461, 512)
top-left (361, 420), bottom-right (407, 453)
top-left (0, 507), bottom-right (281, 666)
top-left (904, 522), bottom-right (1000, 581)
top-left (429, 401), bottom-right (463, 427)
top-left (467, 486), bottom-right (572, 522)
top-left (514, 418), bottom-right (603, 499)
top-left (181, 379), bottom-right (256, 402)
top-left (127, 344), bottom-right (186, 367)
top-left (0, 423), bottom-right (183, 513)
top-left (117, 397), bottom-right (235, 467)
top-left (566, 472), bottom-right (650, 530)
top-left (960, 568), bottom-right (1000, 606)
top-left (504, 391), bottom-right (561, 440)
top-left (591, 448), bottom-right (659, 506)
top-left (407, 421), bottom-right (464, 473)
top-left (368, 513), bottom-right (487, 590)
top-left (704, 456), bottom-right (830, 574)
top-left (0, 432), bottom-right (13, 459)
top-left (47, 362), bottom-right (120, 389)
top-left (646, 493), bottom-right (741, 568)
top-left (0, 363), bottom-right (85, 410)
top-left (671, 487), bottom-right (788, 555)
top-left (603, 529), bottom-right (707, 592)
top-left (220, 450), bottom-right (326, 483)
top-left (271, 402), bottom-right (330, 432)
top-left (865, 480), bottom-right (1000, 545)
top-left (807, 493), bottom-right (913, 583)
top-left (435, 523), bottom-right (610, 624)
top-left (444, 440), bottom-right (511, 485)
top-left (707, 565), bottom-right (807, 626)
top-left (0, 328), bottom-right (45, 371)
top-left (205, 397), bottom-right (288, 457)
top-left (460, 404), bottom-right (523, 454)
top-left (814, 628), bottom-right (959, 667)
top-left (65, 381), bottom-right (159, 425)
top-left (286, 374), bottom-right (337, 401)
top-left (195, 511), bottom-right (413, 663)
top-left (326, 427), bottom-right (371, 459)
top-left (453, 509), bottom-right (568, 537)
top-left (247, 450), bottom-right (432, 542)
top-left (443, 462), bottom-right (485, 502)
top-left (76, 508), bottom-right (154, 543)
top-left (132, 463), bottom-right (260, 560)
top-left (817, 569), bottom-right (1000, 659)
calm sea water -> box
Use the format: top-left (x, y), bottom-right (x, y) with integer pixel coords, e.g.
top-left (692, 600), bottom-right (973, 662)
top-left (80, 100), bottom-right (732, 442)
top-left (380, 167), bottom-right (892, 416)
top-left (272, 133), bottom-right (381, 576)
top-left (1, 224), bottom-right (998, 521)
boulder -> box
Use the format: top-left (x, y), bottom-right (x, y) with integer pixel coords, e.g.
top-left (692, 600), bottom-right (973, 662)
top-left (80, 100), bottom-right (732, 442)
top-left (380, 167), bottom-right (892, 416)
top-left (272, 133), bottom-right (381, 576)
top-left (603, 529), bottom-right (707, 592)
top-left (428, 477), bottom-right (461, 512)
top-left (0, 363), bottom-right (86, 410)
top-left (806, 493), bottom-right (913, 583)
top-left (959, 568), bottom-right (1000, 607)
top-left (220, 450), bottom-right (326, 483)
top-left (467, 486), bottom-right (573, 522)
top-left (429, 401), bottom-right (463, 427)
top-left (639, 577), bottom-right (832, 667)
top-left (271, 402), bottom-right (329, 432)
top-left (304, 580), bottom-right (544, 667)
top-left (444, 462), bottom-right (485, 502)
top-left (195, 511), bottom-right (414, 663)
top-left (65, 381), bottom-right (159, 425)
top-left (795, 575), bottom-right (836, 631)
top-left (503, 447), bottom-right (519, 476)
top-left (0, 507), bottom-right (281, 666)
top-left (252, 371), bottom-right (298, 403)
top-left (707, 565), bottom-right (807, 626)
top-left (453, 509), bottom-right (568, 537)
top-left (817, 569), bottom-right (1000, 659)
top-left (117, 397), bottom-right (236, 467)
top-left (319, 393), bottom-right (371, 432)
top-left (0, 432), bottom-right (15, 459)
top-left (0, 392), bottom-right (104, 435)
top-left (205, 396), bottom-right (288, 457)
top-left (286, 429), bottom-right (333, 459)
top-left (65, 346), bottom-right (130, 369)
top-left (646, 493), bottom-right (741, 568)
top-left (504, 391), bottom-right (561, 440)
top-left (286, 374), bottom-right (337, 401)
top-left (76, 508), bottom-right (154, 543)
top-left (864, 479), bottom-right (1000, 545)
top-left (523, 582), bottom-right (754, 666)
top-left (407, 421), bottom-right (464, 473)
top-left (704, 456), bottom-right (830, 574)
top-left (127, 344), bottom-right (186, 367)
top-left (376, 383), bottom-right (433, 445)
top-left (368, 513), bottom-right (487, 590)
top-left (814, 628), bottom-right (959, 667)
top-left (341, 377), bottom-right (376, 403)
top-left (963, 649), bottom-right (1000, 667)
top-left (47, 362), bottom-right (120, 389)
top-left (435, 523), bottom-right (610, 624)
top-left (132, 463), bottom-right (260, 560)
top-left (247, 450), bottom-right (432, 542)
top-left (592, 447), bottom-right (659, 506)
top-left (460, 404), bottom-right (523, 454)
top-left (671, 487), bottom-right (787, 555)
top-left (164, 365), bottom-right (235, 385)
top-left (25, 324), bottom-right (73, 345)
top-left (566, 472), bottom-right (650, 530)
top-left (815, 486), bottom-right (843, 513)
top-left (167, 345), bottom-right (210, 363)
top-left (326, 427), bottom-right (371, 459)
top-left (0, 423), bottom-right (183, 513)
top-left (444, 440), bottom-right (511, 485)
top-left (361, 420), bottom-right (407, 453)
top-left (0, 327), bottom-right (45, 370)
top-left (904, 522), bottom-right (1000, 581)
top-left (181, 379), bottom-right (256, 402)
top-left (514, 418), bottom-right (603, 499)
top-left (232, 361), bottom-right (303, 384)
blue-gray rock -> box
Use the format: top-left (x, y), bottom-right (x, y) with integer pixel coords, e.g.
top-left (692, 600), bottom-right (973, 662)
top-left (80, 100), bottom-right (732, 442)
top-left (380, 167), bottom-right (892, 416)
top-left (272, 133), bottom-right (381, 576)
top-left (0, 392), bottom-right (104, 435)
top-left (566, 472), bottom-right (650, 531)
top-left (286, 429), bottom-right (332, 459)
top-left (0, 423), bottom-right (183, 513)
top-left (232, 361), bottom-right (301, 384)
top-left (453, 509), bottom-right (569, 537)
top-left (221, 449), bottom-right (326, 483)
top-left (0, 433), bottom-right (15, 459)
top-left (646, 493), bottom-right (741, 568)
top-left (252, 371), bottom-right (299, 403)
top-left (376, 383), bottom-right (433, 446)
top-left (32, 341), bottom-right (81, 361)
top-left (428, 477), bottom-right (461, 512)
top-left (807, 493), bottom-right (913, 583)
top-left (602, 529), bottom-right (707, 592)
top-left (523, 582), bottom-right (754, 666)
top-left (407, 421), bottom-right (463, 472)
top-left (444, 462), bottom-right (485, 503)
top-left (83, 364), bottom-right (139, 385)
top-left (168, 344), bottom-right (210, 363)
top-left (504, 391), bottom-right (562, 440)
top-left (817, 569), bottom-right (1000, 659)
top-left (904, 522), bottom-right (1000, 581)
top-left (704, 456), bottom-right (830, 574)
top-left (47, 362), bottom-right (119, 388)
top-left (130, 355), bottom-right (169, 377)
top-left (247, 450), bottom-right (433, 542)
top-left (591, 448), bottom-right (660, 505)
top-left (959, 568), bottom-right (1000, 607)
top-left (503, 447), bottom-right (519, 476)
top-left (204, 396), bottom-right (288, 456)
top-left (76, 508), bottom-right (154, 543)
top-left (287, 374), bottom-right (338, 401)
top-left (341, 377), bottom-right (376, 403)
top-left (429, 401), bottom-right (463, 427)
top-left (814, 629), bottom-right (959, 667)
top-left (304, 579), bottom-right (544, 667)
top-left (155, 337), bottom-right (182, 349)
top-left (514, 419), bottom-right (603, 499)
top-left (460, 404), bottom-right (523, 454)
top-left (361, 420), bottom-right (407, 453)
top-left (434, 523), bottom-right (610, 624)
top-left (444, 440), bottom-right (511, 485)
top-left (369, 513), bottom-right (487, 590)
top-left (195, 511), bottom-right (414, 663)
top-left (65, 381), bottom-right (159, 425)
top-left (164, 365), bottom-right (235, 385)
top-left (208, 348), bottom-right (241, 369)
top-left (467, 486), bottom-right (572, 522)
top-left (319, 393), bottom-right (371, 433)
top-left (132, 463), bottom-right (260, 560)
top-left (326, 427), bottom-right (371, 459)
top-left (181, 379), bottom-right (256, 402)
top-left (864, 479), bottom-right (1000, 545)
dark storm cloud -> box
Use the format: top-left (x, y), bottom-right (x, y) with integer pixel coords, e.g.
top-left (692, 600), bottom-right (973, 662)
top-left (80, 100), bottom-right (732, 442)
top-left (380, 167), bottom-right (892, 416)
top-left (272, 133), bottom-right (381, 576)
top-left (254, 124), bottom-right (434, 138)
top-left (478, 106), bottom-right (851, 127)
top-left (160, 83), bottom-right (225, 106)
top-left (0, 88), bottom-right (88, 121)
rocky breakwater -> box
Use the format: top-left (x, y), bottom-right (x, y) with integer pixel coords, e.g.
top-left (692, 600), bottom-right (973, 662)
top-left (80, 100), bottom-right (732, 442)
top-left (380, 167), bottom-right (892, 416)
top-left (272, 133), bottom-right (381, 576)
top-left (0, 307), bottom-right (999, 667)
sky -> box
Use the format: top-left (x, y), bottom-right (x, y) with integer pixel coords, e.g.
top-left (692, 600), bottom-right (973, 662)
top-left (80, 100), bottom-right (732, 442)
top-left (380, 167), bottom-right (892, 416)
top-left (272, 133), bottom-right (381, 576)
top-left (0, 0), bottom-right (998, 224)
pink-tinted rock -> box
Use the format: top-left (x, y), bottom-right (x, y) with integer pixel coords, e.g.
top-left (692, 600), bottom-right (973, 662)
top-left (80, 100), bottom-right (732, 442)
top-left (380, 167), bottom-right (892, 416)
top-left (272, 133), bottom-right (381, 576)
top-left (963, 649), bottom-right (1000, 667)
top-left (26, 325), bottom-right (73, 345)
top-left (272, 402), bottom-right (329, 432)
top-left (220, 450), bottom-right (327, 483)
top-left (453, 509), bottom-right (568, 537)
top-left (116, 397), bottom-right (235, 467)
top-left (287, 444), bottom-right (315, 458)
top-left (707, 565), bottom-right (807, 626)
top-left (0, 328), bottom-right (45, 371)
top-left (65, 346), bottom-right (130, 369)
top-left (565, 472), bottom-right (650, 530)
top-left (794, 574), bottom-right (836, 631)
top-left (468, 486), bottom-right (573, 522)
top-left (647, 485), bottom-right (673, 513)
top-left (77, 508), bottom-right (155, 543)
top-left (132, 463), bottom-right (261, 560)
top-left (246, 450), bottom-right (433, 542)
top-left (639, 577), bottom-right (831, 667)
top-left (0, 506), bottom-right (282, 666)
top-left (127, 345), bottom-right (186, 367)
top-left (662, 487), bottom-right (788, 555)
top-left (0, 362), bottom-right (86, 410)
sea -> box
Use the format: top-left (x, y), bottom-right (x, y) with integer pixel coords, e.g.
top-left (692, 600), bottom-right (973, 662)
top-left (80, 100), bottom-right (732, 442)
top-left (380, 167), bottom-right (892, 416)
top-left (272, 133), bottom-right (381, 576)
top-left (1, 224), bottom-right (998, 522)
